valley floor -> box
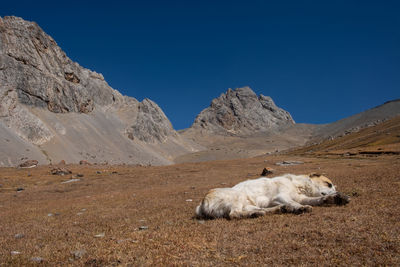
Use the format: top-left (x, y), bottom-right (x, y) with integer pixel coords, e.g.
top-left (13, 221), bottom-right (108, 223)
top-left (0, 153), bottom-right (399, 265)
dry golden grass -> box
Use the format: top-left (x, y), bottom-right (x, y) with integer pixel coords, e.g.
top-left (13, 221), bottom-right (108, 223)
top-left (291, 116), bottom-right (400, 156)
top-left (1, 152), bottom-right (400, 266)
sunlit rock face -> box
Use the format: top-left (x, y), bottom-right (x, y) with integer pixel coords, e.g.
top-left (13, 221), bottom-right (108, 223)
top-left (0, 16), bottom-right (197, 166)
top-left (192, 86), bottom-right (294, 135)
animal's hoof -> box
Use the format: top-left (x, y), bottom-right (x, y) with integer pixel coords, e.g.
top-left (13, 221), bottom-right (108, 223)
top-left (334, 192), bottom-right (350, 205)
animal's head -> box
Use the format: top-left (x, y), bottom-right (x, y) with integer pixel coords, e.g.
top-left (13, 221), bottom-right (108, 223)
top-left (309, 173), bottom-right (337, 196)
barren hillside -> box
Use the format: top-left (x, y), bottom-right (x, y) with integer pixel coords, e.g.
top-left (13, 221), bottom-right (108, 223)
top-left (290, 115), bottom-right (400, 157)
top-left (313, 99), bottom-right (400, 141)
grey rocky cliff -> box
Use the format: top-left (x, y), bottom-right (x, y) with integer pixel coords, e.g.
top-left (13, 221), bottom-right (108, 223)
top-left (0, 16), bottom-right (197, 166)
top-left (124, 99), bottom-right (177, 143)
top-left (0, 16), bottom-right (123, 114)
top-left (0, 16), bottom-right (177, 144)
top-left (191, 86), bottom-right (294, 135)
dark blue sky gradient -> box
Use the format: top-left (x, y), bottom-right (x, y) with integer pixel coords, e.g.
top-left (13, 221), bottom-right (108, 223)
top-left (2, 1), bottom-right (399, 129)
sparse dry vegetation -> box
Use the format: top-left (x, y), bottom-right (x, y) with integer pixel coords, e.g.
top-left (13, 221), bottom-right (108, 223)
top-left (1, 152), bottom-right (399, 265)
top-left (291, 116), bottom-right (400, 156)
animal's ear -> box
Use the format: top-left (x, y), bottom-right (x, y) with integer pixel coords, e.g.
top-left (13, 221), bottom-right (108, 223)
top-left (309, 173), bottom-right (322, 178)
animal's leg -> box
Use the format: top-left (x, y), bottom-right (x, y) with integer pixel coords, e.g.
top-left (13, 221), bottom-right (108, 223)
top-left (298, 196), bottom-right (325, 206)
top-left (299, 192), bottom-right (350, 206)
top-left (278, 203), bottom-right (313, 214)
top-left (229, 205), bottom-right (266, 219)
top-left (324, 192), bottom-right (350, 205)
top-left (260, 206), bottom-right (285, 214)
top-left (271, 194), bottom-right (313, 214)
top-left (255, 196), bottom-right (271, 208)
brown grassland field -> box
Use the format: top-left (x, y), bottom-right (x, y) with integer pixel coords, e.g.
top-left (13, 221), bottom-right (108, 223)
top-left (1, 119), bottom-right (400, 266)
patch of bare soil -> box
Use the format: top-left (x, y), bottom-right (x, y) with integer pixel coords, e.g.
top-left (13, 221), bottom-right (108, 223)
top-left (1, 153), bottom-right (399, 265)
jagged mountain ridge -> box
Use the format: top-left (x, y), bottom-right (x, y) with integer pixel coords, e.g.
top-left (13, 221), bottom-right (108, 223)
top-left (0, 16), bottom-right (176, 143)
top-left (191, 86), bottom-right (294, 135)
top-left (0, 16), bottom-right (199, 166)
top-left (177, 87), bottom-right (312, 163)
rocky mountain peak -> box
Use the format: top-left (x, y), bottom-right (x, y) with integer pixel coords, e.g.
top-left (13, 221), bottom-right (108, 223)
top-left (192, 87), bottom-right (294, 135)
top-left (125, 98), bottom-right (177, 143)
top-left (0, 15), bottom-right (124, 114)
top-left (0, 16), bottom-right (195, 166)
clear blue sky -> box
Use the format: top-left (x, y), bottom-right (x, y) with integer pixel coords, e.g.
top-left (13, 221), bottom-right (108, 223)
top-left (2, 1), bottom-right (399, 129)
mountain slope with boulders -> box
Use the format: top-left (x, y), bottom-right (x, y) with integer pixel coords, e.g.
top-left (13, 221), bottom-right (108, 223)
top-left (0, 16), bottom-right (200, 166)
top-left (312, 99), bottom-right (400, 141)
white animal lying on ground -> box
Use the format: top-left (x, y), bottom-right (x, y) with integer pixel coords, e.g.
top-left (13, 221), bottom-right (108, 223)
top-left (195, 173), bottom-right (350, 219)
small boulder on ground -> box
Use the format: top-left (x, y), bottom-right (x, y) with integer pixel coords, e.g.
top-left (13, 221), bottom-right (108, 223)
top-left (19, 160), bottom-right (38, 168)
top-left (79, 160), bottom-right (92, 165)
top-left (51, 167), bottom-right (72, 175)
top-left (31, 257), bottom-right (44, 263)
top-left (61, 178), bottom-right (80, 184)
top-left (261, 167), bottom-right (274, 176)
top-left (58, 160), bottom-right (66, 165)
top-left (14, 233), bottom-right (25, 239)
top-left (275, 160), bottom-right (304, 166)
top-left (71, 249), bottom-right (86, 259)
top-left (94, 233), bottom-right (105, 238)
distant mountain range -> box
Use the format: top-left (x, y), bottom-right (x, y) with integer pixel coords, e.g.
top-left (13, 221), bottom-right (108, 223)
top-left (0, 16), bottom-right (399, 166)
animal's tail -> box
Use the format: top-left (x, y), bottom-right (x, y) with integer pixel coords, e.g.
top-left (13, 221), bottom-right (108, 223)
top-left (195, 198), bottom-right (207, 219)
top-left (196, 199), bottom-right (204, 219)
